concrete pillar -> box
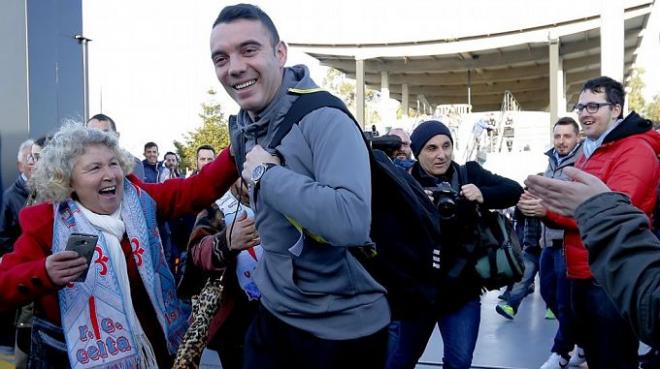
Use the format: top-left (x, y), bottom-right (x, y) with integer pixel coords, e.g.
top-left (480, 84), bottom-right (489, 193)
top-left (549, 38), bottom-right (563, 138)
top-left (467, 69), bottom-right (472, 107)
top-left (355, 58), bottom-right (365, 129)
top-left (418, 94), bottom-right (429, 115)
top-left (380, 71), bottom-right (390, 100)
top-left (402, 83), bottom-right (409, 117)
top-left (600, 0), bottom-right (624, 82)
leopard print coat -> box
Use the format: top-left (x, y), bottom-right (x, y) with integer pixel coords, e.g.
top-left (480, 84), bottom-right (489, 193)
top-left (172, 274), bottom-right (224, 369)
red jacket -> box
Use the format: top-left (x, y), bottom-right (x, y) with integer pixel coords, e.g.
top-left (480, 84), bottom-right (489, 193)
top-left (0, 147), bottom-right (237, 323)
top-left (546, 113), bottom-right (660, 279)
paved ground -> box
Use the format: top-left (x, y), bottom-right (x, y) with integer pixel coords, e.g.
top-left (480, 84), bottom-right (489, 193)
top-left (199, 282), bottom-right (651, 368)
top-left (200, 282), bottom-right (563, 369)
top-left (0, 283), bottom-right (647, 368)
top-left (416, 287), bottom-right (558, 369)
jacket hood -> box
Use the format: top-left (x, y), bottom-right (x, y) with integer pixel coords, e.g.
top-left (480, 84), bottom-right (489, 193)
top-left (14, 174), bottom-right (29, 197)
top-left (604, 112), bottom-right (660, 154)
top-left (233, 65), bottom-right (317, 146)
top-left (638, 128), bottom-right (660, 156)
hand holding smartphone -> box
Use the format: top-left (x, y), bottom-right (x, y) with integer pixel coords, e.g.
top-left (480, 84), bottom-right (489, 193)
top-left (64, 233), bottom-right (98, 282)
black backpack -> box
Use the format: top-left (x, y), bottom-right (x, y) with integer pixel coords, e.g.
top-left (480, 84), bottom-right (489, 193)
top-left (230, 90), bottom-right (443, 319)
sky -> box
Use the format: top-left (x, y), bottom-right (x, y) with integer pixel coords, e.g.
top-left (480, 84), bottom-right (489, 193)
top-left (83, 0), bottom-right (660, 158)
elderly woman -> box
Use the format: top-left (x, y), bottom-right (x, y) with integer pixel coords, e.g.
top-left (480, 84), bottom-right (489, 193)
top-left (0, 125), bottom-right (237, 369)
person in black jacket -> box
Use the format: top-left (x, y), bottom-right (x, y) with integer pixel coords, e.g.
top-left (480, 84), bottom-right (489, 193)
top-left (0, 139), bottom-right (33, 356)
top-left (0, 139), bottom-right (34, 256)
top-left (386, 120), bottom-right (523, 369)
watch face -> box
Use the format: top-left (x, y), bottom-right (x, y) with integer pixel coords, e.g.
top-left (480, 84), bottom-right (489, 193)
top-left (251, 164), bottom-right (266, 183)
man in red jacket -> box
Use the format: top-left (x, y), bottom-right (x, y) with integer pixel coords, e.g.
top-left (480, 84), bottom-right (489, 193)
top-left (531, 76), bottom-right (660, 369)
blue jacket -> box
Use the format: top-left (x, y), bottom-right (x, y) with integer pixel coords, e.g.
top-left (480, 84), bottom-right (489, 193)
top-left (0, 175), bottom-right (29, 255)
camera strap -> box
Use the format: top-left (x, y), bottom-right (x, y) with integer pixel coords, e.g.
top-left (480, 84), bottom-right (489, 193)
top-left (445, 163), bottom-right (481, 281)
top-left (456, 163), bottom-right (468, 187)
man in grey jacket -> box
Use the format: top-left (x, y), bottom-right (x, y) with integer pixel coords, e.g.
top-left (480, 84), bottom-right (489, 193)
top-left (525, 167), bottom-right (659, 348)
top-left (518, 117), bottom-right (584, 369)
top-left (210, 4), bottom-right (389, 369)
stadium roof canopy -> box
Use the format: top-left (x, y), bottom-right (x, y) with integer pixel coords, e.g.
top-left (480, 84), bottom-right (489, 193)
top-left (289, 1), bottom-right (654, 113)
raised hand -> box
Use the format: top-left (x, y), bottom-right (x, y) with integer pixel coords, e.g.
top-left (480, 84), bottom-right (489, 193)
top-left (524, 167), bottom-right (610, 216)
top-left (225, 210), bottom-right (260, 251)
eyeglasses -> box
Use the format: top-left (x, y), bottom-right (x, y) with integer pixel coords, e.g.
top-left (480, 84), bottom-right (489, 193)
top-left (573, 102), bottom-right (612, 114)
top-left (28, 153), bottom-right (40, 162)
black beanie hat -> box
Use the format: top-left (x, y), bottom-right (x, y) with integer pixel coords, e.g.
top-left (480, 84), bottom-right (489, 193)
top-left (410, 120), bottom-right (453, 157)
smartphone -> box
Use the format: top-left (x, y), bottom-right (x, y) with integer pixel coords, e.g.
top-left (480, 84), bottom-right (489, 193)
top-left (65, 233), bottom-right (98, 282)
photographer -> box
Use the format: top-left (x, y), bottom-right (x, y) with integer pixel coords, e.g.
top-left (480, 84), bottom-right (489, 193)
top-left (386, 120), bottom-right (522, 369)
top-left (389, 128), bottom-right (415, 170)
top-left (369, 130), bottom-right (415, 170)
top-left (370, 134), bottom-right (403, 160)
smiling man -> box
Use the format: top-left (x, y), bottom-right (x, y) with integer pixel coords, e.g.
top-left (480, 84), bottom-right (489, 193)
top-left (539, 76), bottom-right (660, 369)
top-left (209, 4), bottom-right (389, 369)
top-left (517, 117), bottom-right (583, 369)
top-left (142, 142), bottom-right (169, 183)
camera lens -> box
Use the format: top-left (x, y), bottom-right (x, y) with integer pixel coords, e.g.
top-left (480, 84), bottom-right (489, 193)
top-left (437, 197), bottom-right (456, 219)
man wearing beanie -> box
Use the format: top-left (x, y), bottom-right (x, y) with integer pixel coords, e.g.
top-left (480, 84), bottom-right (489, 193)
top-left (386, 120), bottom-right (523, 369)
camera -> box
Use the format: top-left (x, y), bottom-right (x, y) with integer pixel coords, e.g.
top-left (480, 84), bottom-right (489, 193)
top-left (426, 182), bottom-right (460, 219)
top-left (365, 134), bottom-right (403, 159)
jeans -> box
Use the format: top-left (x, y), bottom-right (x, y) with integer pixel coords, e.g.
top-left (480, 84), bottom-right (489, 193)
top-left (243, 304), bottom-right (387, 369)
top-left (27, 317), bottom-right (68, 369)
top-left (571, 279), bottom-right (639, 369)
top-left (505, 250), bottom-right (539, 311)
top-left (539, 246), bottom-right (575, 356)
top-left (386, 298), bottom-right (481, 369)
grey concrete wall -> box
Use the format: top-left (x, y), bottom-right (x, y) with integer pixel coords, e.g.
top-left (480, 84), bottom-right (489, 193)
top-left (0, 1), bottom-right (30, 193)
top-left (0, 0), bottom-right (83, 192)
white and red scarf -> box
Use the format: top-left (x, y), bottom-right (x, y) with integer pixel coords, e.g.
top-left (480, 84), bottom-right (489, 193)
top-left (52, 180), bottom-right (189, 369)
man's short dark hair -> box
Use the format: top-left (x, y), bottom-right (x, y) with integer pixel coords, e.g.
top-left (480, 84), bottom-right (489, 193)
top-left (581, 76), bottom-right (625, 119)
top-left (553, 116), bottom-right (579, 135)
top-left (144, 142), bottom-right (158, 151)
top-left (34, 135), bottom-right (51, 147)
top-left (164, 151), bottom-right (178, 159)
top-left (87, 113), bottom-right (117, 132)
top-left (196, 144), bottom-right (216, 158)
top-left (213, 4), bottom-right (280, 47)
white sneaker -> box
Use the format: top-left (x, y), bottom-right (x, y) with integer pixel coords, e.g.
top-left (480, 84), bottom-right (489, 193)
top-left (540, 353), bottom-right (569, 369)
top-left (569, 347), bottom-right (587, 367)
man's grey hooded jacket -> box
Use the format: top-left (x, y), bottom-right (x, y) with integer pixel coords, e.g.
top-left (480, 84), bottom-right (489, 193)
top-left (542, 142), bottom-right (583, 246)
top-left (229, 65), bottom-right (390, 340)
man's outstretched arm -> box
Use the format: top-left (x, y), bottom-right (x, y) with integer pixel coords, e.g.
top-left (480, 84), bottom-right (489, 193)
top-left (526, 168), bottom-right (660, 346)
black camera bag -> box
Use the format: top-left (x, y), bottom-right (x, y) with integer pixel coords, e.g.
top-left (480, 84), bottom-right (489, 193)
top-left (456, 166), bottom-right (525, 290)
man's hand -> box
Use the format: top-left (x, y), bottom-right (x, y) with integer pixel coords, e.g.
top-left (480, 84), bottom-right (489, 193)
top-left (460, 184), bottom-right (484, 204)
top-left (45, 251), bottom-right (88, 286)
top-left (241, 145), bottom-right (280, 183)
top-left (225, 210), bottom-right (260, 251)
top-left (524, 167), bottom-right (610, 216)
top-left (517, 190), bottom-right (547, 217)
top-left (424, 189), bottom-right (435, 203)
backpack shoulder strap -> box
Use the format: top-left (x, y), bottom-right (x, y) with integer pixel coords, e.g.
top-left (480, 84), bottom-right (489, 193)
top-left (268, 89), bottom-right (355, 150)
top-left (456, 163), bottom-right (469, 186)
top-left (228, 114), bottom-right (246, 174)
